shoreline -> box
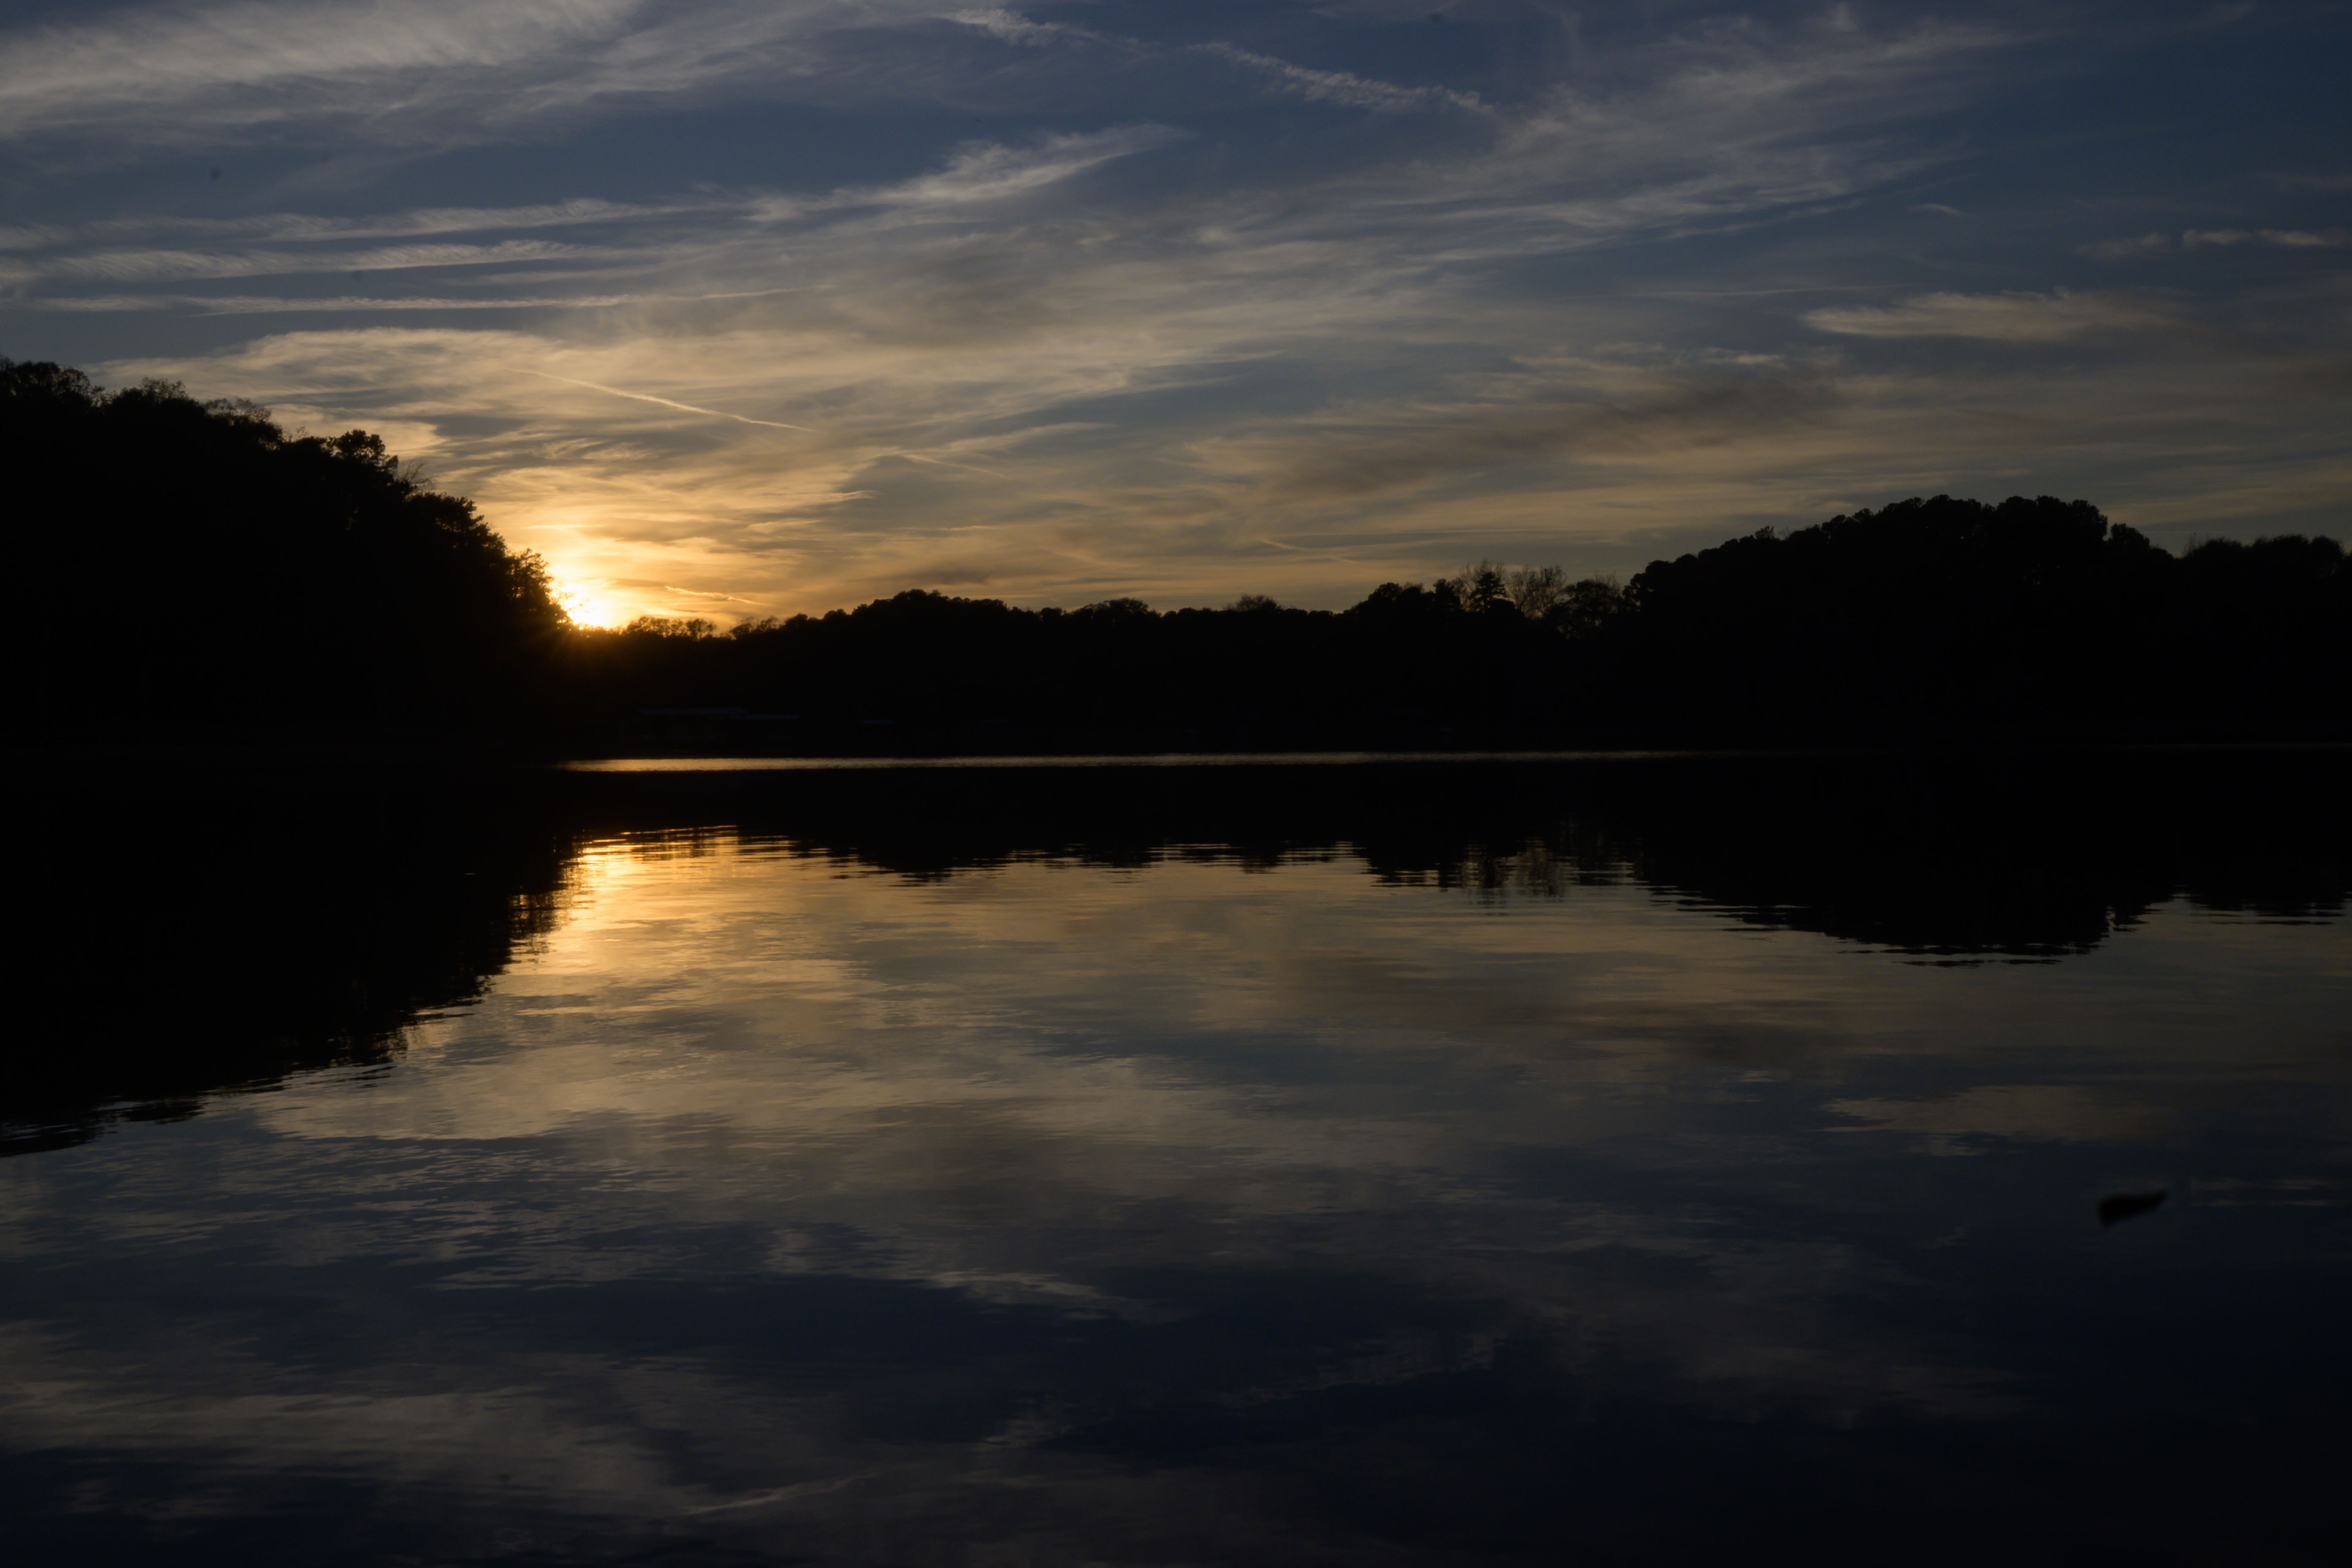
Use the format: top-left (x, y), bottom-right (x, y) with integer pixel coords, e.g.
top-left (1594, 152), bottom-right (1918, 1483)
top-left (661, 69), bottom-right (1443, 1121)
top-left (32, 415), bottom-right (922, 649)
top-left (6, 735), bottom-right (2349, 778)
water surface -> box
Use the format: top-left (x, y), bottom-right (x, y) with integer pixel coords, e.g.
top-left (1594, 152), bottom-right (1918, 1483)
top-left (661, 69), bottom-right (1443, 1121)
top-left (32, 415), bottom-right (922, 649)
top-left (4, 755), bottom-right (2347, 1565)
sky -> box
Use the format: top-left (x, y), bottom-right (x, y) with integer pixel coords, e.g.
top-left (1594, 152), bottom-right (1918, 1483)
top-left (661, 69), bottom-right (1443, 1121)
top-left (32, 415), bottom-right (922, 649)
top-left (2, 1), bottom-right (2347, 626)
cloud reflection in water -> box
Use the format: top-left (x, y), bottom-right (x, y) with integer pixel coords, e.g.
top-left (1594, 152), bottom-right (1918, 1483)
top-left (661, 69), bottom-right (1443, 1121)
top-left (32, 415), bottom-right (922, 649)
top-left (1, 760), bottom-right (2347, 1563)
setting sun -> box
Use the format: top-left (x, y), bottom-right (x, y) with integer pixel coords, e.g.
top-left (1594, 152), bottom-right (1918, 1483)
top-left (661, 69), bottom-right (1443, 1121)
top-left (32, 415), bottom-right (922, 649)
top-left (555, 582), bottom-right (623, 629)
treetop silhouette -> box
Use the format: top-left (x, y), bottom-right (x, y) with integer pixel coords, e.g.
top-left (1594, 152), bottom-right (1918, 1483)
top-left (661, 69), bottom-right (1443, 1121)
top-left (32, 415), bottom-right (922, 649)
top-left (5, 357), bottom-right (570, 732)
top-left (5, 359), bottom-right (2343, 747)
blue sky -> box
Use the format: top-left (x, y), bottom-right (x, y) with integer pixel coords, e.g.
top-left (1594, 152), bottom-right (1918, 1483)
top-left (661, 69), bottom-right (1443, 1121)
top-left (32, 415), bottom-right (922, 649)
top-left (3, 0), bottom-right (2346, 623)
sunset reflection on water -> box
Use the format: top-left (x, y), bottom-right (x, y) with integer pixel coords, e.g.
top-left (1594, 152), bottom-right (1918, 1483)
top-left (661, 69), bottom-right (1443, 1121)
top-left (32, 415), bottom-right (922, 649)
top-left (2, 758), bottom-right (2346, 1565)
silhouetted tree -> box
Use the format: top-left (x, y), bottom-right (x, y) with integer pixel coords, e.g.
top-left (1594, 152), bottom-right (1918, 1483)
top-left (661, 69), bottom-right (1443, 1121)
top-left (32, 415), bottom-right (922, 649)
top-left (1443, 560), bottom-right (1512, 615)
top-left (1586, 494), bottom-right (2343, 740)
top-left (1546, 576), bottom-right (1628, 640)
top-left (3, 358), bottom-right (570, 735)
top-left (1505, 564), bottom-right (1569, 620)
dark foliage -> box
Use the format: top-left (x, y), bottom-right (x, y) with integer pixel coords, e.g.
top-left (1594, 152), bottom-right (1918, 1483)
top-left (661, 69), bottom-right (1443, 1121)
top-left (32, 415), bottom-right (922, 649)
top-left (1598, 495), bottom-right (2351, 739)
top-left (576, 495), bottom-right (2348, 747)
top-left (6, 360), bottom-right (2345, 746)
top-left (570, 580), bottom-right (1579, 749)
top-left (3, 358), bottom-right (571, 733)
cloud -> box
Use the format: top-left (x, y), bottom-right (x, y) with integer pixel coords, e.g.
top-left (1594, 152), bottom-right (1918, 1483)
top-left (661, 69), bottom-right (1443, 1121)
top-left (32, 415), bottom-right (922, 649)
top-left (2081, 231), bottom-right (2174, 259)
top-left (42, 240), bottom-right (583, 283)
top-left (520, 369), bottom-right (815, 432)
top-left (0, 0), bottom-right (637, 137)
top-left (1194, 42), bottom-right (1488, 115)
top-left (2085, 227), bottom-right (2342, 258)
top-left (946, 6), bottom-right (1106, 49)
top-left (90, 198), bottom-right (706, 245)
top-left (945, 8), bottom-right (1488, 116)
top-left (0, 223), bottom-right (71, 250)
top-left (1804, 289), bottom-right (2172, 342)
top-left (0, 0), bottom-right (944, 145)
top-left (848, 125), bottom-right (1189, 210)
top-left (1242, 368), bottom-right (1843, 505)
top-left (2183, 228), bottom-right (2339, 249)
top-left (27, 292), bottom-right (637, 313)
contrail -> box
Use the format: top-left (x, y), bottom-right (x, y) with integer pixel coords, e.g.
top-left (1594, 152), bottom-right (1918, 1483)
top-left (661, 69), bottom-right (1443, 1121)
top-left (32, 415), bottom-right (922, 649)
top-left (523, 369), bottom-right (813, 432)
top-left (1258, 536), bottom-right (1364, 566)
top-left (892, 449), bottom-right (1007, 479)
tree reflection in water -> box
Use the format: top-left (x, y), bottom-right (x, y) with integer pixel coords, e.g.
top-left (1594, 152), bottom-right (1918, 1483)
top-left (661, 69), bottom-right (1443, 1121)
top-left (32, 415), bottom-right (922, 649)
top-left (0, 752), bottom-right (2345, 1567)
top-left (8, 751), bottom-right (2344, 1149)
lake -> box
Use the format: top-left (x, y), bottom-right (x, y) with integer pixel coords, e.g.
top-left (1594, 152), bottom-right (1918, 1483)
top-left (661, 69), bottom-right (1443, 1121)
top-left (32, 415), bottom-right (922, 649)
top-left (3, 752), bottom-right (2347, 1565)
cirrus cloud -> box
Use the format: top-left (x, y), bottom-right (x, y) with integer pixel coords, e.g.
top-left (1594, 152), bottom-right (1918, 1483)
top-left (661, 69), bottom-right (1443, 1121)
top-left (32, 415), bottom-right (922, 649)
top-left (1804, 289), bottom-right (2175, 342)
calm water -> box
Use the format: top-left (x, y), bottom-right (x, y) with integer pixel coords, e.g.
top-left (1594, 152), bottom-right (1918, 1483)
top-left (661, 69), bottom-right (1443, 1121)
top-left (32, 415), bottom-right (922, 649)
top-left (3, 755), bottom-right (2347, 1565)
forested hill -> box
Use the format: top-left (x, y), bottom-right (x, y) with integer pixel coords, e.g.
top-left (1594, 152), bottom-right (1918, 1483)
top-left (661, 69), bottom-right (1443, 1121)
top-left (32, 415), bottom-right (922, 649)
top-left (6, 358), bottom-right (2346, 749)
top-left (577, 503), bottom-right (2349, 746)
top-left (4, 359), bottom-right (570, 731)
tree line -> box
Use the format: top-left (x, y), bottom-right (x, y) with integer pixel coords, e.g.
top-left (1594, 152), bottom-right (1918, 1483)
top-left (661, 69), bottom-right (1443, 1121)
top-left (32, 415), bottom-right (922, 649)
top-left (6, 358), bottom-right (2345, 747)
top-left (5, 358), bottom-right (572, 732)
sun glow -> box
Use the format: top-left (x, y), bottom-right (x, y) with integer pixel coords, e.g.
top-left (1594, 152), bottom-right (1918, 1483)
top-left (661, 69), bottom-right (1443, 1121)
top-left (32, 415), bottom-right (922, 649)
top-left (555, 581), bottom-right (624, 629)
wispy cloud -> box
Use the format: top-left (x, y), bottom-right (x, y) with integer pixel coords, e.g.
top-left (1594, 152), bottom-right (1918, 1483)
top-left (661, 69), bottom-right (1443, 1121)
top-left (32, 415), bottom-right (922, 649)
top-left (2085, 227), bottom-right (2342, 257)
top-left (87, 198), bottom-right (705, 244)
top-left (42, 240), bottom-right (584, 283)
top-left (520, 369), bottom-right (815, 432)
top-left (833, 125), bottom-right (1188, 212)
top-left (0, 0), bottom-right (639, 138)
top-left (1194, 42), bottom-right (1487, 115)
top-left (0, 223), bottom-right (71, 250)
top-left (946, 7), bottom-right (1106, 49)
top-left (1239, 368), bottom-right (1843, 505)
top-left (1805, 290), bottom-right (2173, 342)
top-left (0, 1), bottom-right (944, 145)
top-left (30, 292), bottom-right (636, 313)
top-left (2183, 228), bottom-right (2339, 249)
